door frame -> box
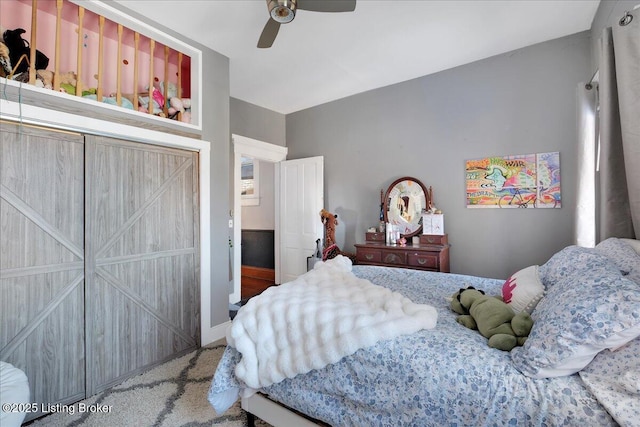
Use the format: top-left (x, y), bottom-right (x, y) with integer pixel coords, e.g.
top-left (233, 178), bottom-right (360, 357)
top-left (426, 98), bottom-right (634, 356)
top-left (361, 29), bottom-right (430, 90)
top-left (232, 134), bottom-right (287, 304)
top-left (0, 99), bottom-right (213, 345)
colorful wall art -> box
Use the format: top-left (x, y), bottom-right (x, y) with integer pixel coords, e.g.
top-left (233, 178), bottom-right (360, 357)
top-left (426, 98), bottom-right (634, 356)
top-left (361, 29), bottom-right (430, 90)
top-left (465, 152), bottom-right (561, 208)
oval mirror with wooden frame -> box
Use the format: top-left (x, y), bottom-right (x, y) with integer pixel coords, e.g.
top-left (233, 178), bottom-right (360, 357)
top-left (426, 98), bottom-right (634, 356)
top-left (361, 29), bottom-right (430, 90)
top-left (383, 177), bottom-right (432, 239)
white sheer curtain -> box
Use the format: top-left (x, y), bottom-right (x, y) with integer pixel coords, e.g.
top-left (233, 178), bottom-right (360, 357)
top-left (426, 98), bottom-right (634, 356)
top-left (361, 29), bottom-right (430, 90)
top-left (575, 85), bottom-right (597, 247)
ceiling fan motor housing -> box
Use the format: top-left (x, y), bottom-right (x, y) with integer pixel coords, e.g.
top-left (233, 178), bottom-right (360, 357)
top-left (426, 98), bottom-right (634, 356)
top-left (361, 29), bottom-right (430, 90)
top-left (268, 0), bottom-right (297, 23)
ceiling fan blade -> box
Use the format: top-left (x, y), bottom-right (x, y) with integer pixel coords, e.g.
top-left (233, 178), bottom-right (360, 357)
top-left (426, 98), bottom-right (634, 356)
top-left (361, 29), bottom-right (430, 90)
top-left (258, 18), bottom-right (281, 48)
top-left (297, 0), bottom-right (356, 13)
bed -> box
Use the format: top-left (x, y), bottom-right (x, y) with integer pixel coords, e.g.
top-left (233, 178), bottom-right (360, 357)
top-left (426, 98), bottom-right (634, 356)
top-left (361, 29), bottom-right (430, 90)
top-left (208, 237), bottom-right (640, 427)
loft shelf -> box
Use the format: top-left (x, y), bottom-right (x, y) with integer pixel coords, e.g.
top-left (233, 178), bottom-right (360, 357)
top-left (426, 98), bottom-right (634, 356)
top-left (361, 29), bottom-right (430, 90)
top-left (0, 0), bottom-right (202, 133)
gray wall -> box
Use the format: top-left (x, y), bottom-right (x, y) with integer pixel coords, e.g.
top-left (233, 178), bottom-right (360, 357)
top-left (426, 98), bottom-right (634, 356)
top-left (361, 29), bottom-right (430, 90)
top-left (286, 32), bottom-right (592, 280)
top-left (590, 1), bottom-right (639, 72)
top-left (206, 55), bottom-right (231, 326)
top-left (230, 98), bottom-right (286, 230)
top-left (241, 161), bottom-right (276, 229)
top-left (231, 98), bottom-right (286, 146)
top-left (111, 3), bottom-right (231, 327)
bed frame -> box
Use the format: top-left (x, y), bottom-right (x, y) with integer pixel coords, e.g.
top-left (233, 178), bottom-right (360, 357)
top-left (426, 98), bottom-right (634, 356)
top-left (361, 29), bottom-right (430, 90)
top-left (242, 393), bottom-right (326, 427)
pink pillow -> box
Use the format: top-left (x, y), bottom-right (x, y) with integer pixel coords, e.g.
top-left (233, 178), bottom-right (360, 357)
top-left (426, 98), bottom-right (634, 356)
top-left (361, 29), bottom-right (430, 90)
top-left (502, 265), bottom-right (545, 314)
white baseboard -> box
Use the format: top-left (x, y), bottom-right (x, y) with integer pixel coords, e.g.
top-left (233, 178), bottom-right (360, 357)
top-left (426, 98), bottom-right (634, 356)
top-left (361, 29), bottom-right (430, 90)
top-left (201, 320), bottom-right (230, 346)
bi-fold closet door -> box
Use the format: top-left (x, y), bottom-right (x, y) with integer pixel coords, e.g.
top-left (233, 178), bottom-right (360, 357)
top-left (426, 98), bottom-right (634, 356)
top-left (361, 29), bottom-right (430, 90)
top-left (0, 123), bottom-right (200, 421)
top-left (0, 123), bottom-right (86, 416)
top-left (84, 134), bottom-right (200, 395)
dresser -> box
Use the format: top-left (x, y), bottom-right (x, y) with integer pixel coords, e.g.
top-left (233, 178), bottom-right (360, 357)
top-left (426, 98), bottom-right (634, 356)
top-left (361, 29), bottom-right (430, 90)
top-left (355, 233), bottom-right (450, 273)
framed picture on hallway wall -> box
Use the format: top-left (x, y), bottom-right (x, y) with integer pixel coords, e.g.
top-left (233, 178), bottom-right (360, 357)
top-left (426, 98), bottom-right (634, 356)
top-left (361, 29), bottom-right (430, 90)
top-left (465, 152), bottom-right (561, 209)
top-left (241, 156), bottom-right (260, 206)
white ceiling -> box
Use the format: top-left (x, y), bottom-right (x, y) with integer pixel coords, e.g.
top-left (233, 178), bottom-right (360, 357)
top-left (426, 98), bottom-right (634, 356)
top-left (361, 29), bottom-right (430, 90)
top-left (115, 0), bottom-right (600, 115)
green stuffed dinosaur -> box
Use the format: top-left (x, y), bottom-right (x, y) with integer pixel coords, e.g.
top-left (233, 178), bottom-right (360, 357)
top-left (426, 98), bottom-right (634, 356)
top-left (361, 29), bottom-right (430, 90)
top-left (450, 286), bottom-right (533, 351)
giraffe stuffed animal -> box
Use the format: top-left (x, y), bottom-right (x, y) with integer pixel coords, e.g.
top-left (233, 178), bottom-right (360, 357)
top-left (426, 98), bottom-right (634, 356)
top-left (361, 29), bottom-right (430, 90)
top-left (319, 209), bottom-right (356, 262)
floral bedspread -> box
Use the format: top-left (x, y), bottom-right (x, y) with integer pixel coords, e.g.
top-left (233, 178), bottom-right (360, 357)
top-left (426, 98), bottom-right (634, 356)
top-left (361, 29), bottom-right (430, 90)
top-left (209, 266), bottom-right (616, 426)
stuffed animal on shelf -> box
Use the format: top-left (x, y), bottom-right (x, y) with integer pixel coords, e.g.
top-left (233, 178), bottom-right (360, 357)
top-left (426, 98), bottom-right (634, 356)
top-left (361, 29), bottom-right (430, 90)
top-left (135, 80), bottom-right (192, 123)
top-left (0, 41), bottom-right (12, 77)
top-left (137, 81), bottom-right (165, 116)
top-left (12, 69), bottom-right (46, 87)
top-left (156, 80), bottom-right (192, 123)
top-left (450, 286), bottom-right (533, 351)
top-left (168, 97), bottom-right (192, 121)
top-left (34, 69), bottom-right (77, 91)
top-left (81, 92), bottom-right (134, 110)
top-left (319, 209), bottom-right (356, 263)
top-left (3, 28), bottom-right (49, 75)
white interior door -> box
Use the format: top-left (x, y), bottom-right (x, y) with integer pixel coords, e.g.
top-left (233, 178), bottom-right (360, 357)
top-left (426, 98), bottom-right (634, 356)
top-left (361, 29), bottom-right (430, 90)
top-left (278, 156), bottom-right (324, 284)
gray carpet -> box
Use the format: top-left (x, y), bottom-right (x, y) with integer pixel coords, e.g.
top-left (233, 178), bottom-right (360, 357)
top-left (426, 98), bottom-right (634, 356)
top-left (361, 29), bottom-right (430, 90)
top-left (27, 344), bottom-right (270, 427)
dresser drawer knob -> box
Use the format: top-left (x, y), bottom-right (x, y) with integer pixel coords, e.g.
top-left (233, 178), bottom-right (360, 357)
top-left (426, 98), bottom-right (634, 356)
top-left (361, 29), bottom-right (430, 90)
top-left (384, 254), bottom-right (402, 264)
top-left (417, 258), bottom-right (427, 265)
top-left (365, 254), bottom-right (374, 260)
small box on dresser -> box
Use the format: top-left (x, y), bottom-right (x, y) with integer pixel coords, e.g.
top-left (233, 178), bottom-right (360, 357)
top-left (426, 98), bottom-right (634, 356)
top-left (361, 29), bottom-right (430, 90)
top-left (422, 214), bottom-right (445, 235)
top-left (365, 232), bottom-right (386, 242)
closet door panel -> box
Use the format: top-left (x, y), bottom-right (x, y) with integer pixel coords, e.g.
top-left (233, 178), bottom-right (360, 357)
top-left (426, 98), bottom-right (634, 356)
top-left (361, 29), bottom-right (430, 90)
top-left (0, 123), bottom-right (85, 420)
top-left (85, 135), bottom-right (200, 395)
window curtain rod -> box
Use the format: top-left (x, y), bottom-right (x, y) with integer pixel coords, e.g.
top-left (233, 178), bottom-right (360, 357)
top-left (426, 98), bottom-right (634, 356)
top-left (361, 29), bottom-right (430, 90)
top-left (585, 69), bottom-right (599, 90)
top-left (619, 9), bottom-right (634, 26)
top-left (585, 8), bottom-right (636, 91)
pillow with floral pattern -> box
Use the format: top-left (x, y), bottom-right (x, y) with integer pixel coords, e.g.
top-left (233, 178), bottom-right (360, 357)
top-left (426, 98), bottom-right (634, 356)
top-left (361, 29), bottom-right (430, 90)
top-left (539, 245), bottom-right (621, 289)
top-left (511, 264), bottom-right (640, 378)
top-left (595, 238), bottom-right (640, 284)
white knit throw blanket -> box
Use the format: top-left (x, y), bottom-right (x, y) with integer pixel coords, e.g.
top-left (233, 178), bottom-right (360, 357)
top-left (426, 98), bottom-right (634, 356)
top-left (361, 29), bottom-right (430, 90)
top-left (227, 255), bottom-right (438, 390)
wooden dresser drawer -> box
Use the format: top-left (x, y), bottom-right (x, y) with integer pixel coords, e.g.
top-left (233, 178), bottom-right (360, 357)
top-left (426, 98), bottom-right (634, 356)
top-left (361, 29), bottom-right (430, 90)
top-left (357, 248), bottom-right (382, 263)
top-left (419, 234), bottom-right (448, 245)
top-left (381, 250), bottom-right (407, 266)
top-left (354, 239), bottom-right (450, 273)
top-left (408, 252), bottom-right (438, 269)
top-left (365, 232), bottom-right (385, 242)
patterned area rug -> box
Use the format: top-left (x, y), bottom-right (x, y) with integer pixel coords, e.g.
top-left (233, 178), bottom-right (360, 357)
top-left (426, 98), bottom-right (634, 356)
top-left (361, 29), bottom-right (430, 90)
top-left (28, 344), bottom-right (270, 427)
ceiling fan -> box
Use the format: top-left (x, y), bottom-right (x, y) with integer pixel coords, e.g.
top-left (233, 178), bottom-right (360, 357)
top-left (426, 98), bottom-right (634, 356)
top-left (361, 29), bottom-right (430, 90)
top-left (258, 0), bottom-right (357, 48)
